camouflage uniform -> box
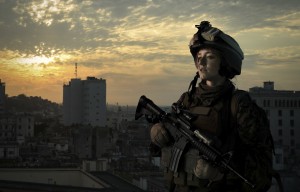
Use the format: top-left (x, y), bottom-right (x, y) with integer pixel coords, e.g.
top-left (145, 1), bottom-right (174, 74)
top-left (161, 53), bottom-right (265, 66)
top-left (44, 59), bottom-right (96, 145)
top-left (158, 80), bottom-right (273, 192)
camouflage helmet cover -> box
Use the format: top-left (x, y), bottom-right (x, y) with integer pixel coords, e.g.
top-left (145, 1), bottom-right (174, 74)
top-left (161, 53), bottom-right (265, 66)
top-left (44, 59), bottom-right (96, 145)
top-left (189, 21), bottom-right (244, 76)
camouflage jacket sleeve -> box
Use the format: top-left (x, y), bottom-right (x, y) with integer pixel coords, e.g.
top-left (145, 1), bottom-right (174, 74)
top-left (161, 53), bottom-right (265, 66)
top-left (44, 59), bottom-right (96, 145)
top-left (235, 92), bottom-right (272, 150)
top-left (234, 91), bottom-right (273, 191)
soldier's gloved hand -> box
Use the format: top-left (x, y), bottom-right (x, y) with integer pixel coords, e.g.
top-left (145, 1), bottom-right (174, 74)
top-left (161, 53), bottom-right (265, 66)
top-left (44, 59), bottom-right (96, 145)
top-left (150, 123), bottom-right (171, 148)
top-left (193, 158), bottom-right (224, 181)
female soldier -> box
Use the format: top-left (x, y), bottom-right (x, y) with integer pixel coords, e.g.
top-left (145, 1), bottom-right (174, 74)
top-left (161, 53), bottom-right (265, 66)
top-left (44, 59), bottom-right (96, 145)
top-left (150, 21), bottom-right (273, 192)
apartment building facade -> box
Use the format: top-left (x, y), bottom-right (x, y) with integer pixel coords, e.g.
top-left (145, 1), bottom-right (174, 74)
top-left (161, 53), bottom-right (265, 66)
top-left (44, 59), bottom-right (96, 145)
top-left (0, 115), bottom-right (34, 159)
top-left (63, 77), bottom-right (106, 127)
top-left (249, 82), bottom-right (300, 170)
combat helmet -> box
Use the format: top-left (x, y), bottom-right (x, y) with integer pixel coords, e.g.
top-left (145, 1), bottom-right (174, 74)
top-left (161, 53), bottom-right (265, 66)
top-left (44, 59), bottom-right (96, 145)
top-left (189, 21), bottom-right (244, 78)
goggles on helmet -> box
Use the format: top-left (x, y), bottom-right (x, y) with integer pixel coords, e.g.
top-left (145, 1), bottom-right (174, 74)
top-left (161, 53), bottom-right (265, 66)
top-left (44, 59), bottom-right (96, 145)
top-left (189, 21), bottom-right (244, 76)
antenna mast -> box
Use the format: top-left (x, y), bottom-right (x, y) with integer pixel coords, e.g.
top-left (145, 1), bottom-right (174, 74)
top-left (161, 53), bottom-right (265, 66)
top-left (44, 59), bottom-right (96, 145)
top-left (75, 63), bottom-right (78, 78)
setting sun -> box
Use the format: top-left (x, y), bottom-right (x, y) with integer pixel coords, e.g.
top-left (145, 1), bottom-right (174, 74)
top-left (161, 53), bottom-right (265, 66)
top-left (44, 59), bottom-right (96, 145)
top-left (16, 55), bottom-right (54, 65)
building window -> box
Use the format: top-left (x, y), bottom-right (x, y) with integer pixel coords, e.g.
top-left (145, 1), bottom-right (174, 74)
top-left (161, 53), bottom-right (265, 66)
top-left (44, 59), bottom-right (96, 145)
top-left (278, 120), bottom-right (282, 126)
top-left (290, 129), bottom-right (294, 136)
top-left (275, 100), bottom-right (277, 107)
top-left (278, 110), bottom-right (282, 116)
top-left (291, 149), bottom-right (295, 155)
top-left (275, 154), bottom-right (282, 164)
top-left (279, 139), bottom-right (282, 145)
top-left (265, 110), bottom-right (270, 117)
top-left (291, 140), bottom-right (295, 146)
top-left (290, 120), bottom-right (294, 127)
top-left (278, 129), bottom-right (282, 136)
top-left (290, 110), bottom-right (294, 117)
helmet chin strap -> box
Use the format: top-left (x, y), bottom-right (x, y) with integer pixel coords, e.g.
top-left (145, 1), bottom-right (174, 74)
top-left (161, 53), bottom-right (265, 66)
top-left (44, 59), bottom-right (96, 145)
top-left (188, 72), bottom-right (200, 102)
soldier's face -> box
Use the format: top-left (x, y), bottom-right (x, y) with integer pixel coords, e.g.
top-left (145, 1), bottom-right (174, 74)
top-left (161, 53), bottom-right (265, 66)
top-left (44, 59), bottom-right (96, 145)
top-left (196, 48), bottom-right (222, 81)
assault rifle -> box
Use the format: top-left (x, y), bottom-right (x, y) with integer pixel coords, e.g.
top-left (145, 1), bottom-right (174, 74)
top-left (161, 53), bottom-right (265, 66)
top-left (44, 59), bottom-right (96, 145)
top-left (135, 95), bottom-right (255, 189)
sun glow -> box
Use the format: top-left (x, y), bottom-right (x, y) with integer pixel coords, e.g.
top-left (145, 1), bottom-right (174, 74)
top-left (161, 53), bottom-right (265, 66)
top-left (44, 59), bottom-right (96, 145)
top-left (4, 51), bottom-right (74, 78)
top-left (16, 55), bottom-right (54, 65)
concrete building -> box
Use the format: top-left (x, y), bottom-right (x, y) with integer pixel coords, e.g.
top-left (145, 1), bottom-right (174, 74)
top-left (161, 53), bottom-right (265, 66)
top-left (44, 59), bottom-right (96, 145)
top-left (48, 136), bottom-right (69, 152)
top-left (16, 115), bottom-right (35, 144)
top-left (0, 115), bottom-right (34, 144)
top-left (72, 125), bottom-right (94, 159)
top-left (249, 81), bottom-right (300, 170)
top-left (63, 77), bottom-right (106, 127)
top-left (71, 125), bottom-right (112, 160)
top-left (0, 79), bottom-right (5, 116)
top-left (0, 117), bottom-right (16, 142)
top-left (0, 114), bottom-right (34, 160)
top-left (0, 142), bottom-right (19, 159)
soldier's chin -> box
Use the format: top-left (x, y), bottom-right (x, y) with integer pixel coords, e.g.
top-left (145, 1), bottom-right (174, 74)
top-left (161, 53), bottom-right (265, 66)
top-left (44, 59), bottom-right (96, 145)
top-left (200, 74), bottom-right (207, 80)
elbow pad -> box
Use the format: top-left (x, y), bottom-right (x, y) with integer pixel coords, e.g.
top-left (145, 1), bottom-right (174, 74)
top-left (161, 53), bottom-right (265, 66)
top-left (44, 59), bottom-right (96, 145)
top-left (150, 123), bottom-right (172, 148)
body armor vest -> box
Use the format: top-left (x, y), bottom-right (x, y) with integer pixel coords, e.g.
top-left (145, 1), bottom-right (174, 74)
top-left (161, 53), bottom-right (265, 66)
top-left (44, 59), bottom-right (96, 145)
top-left (161, 89), bottom-right (236, 187)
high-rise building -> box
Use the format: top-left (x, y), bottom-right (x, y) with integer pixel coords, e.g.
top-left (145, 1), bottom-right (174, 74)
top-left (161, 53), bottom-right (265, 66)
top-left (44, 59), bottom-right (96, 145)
top-left (63, 77), bottom-right (106, 127)
top-left (0, 79), bottom-right (5, 116)
top-left (249, 81), bottom-right (300, 170)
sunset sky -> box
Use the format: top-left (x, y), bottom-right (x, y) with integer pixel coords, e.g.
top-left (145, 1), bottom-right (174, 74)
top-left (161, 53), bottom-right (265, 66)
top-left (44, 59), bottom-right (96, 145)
top-left (0, 0), bottom-right (299, 106)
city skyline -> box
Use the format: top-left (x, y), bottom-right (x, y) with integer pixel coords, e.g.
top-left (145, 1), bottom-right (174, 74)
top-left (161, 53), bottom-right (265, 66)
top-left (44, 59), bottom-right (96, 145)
top-left (0, 0), bottom-right (299, 106)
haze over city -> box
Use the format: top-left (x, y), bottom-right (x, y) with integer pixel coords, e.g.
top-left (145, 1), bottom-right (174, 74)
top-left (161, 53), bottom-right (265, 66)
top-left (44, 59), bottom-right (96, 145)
top-left (0, 0), bottom-right (299, 105)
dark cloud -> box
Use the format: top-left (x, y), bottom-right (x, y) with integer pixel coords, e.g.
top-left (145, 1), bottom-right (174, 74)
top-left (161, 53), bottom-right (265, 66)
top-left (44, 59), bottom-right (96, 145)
top-left (1, 0), bottom-right (298, 51)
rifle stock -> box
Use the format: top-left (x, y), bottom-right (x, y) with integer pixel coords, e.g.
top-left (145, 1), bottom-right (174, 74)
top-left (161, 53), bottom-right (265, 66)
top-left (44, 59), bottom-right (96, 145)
top-left (135, 95), bottom-right (255, 189)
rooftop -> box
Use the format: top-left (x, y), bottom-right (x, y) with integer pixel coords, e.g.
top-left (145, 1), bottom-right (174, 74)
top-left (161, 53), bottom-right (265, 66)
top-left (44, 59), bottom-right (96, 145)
top-left (0, 169), bottom-right (145, 192)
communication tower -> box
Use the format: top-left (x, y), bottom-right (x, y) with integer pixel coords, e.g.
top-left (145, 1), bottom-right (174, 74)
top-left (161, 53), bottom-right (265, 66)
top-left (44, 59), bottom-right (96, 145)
top-left (75, 63), bottom-right (78, 78)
